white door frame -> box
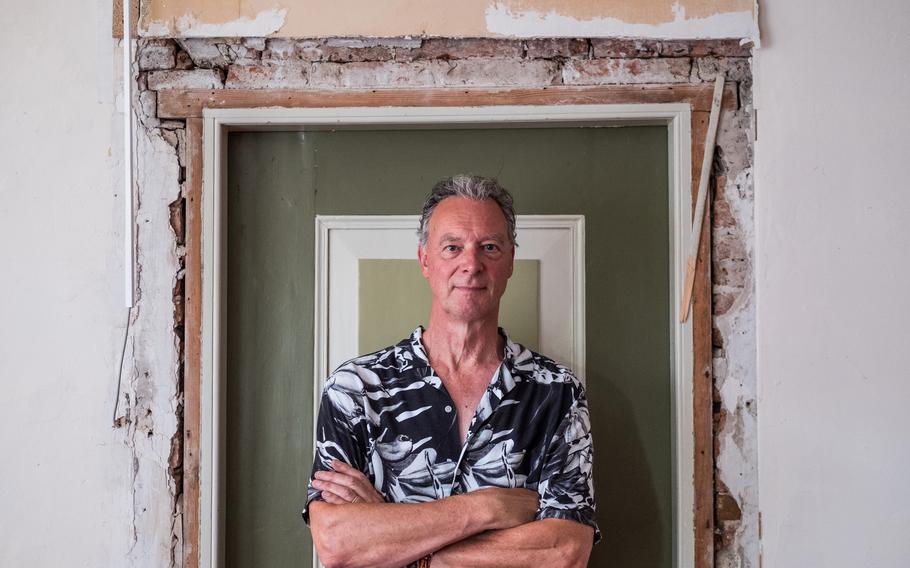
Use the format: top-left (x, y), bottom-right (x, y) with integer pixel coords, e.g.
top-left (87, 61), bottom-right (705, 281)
top-left (199, 104), bottom-right (694, 568)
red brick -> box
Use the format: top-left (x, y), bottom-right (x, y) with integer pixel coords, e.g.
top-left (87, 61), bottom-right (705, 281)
top-left (661, 39), bottom-right (751, 58)
top-left (591, 38), bottom-right (661, 58)
top-left (524, 38), bottom-right (588, 59)
top-left (396, 38), bottom-right (523, 61)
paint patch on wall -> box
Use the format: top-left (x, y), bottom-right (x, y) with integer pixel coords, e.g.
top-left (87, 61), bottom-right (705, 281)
top-left (141, 7), bottom-right (288, 38)
top-left (485, 1), bottom-right (757, 40)
top-left (138, 0), bottom-right (756, 39)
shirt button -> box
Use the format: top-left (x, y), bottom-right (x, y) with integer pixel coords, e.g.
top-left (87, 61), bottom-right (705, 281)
top-left (444, 405), bottom-right (452, 413)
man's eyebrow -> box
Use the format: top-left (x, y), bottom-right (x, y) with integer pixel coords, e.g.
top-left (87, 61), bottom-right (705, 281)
top-left (438, 233), bottom-right (463, 244)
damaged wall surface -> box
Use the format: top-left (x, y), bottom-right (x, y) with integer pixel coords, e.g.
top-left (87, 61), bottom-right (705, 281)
top-left (135, 35), bottom-right (758, 567)
top-left (0, 1), bottom-right (180, 567)
top-left (139, 0), bottom-right (758, 40)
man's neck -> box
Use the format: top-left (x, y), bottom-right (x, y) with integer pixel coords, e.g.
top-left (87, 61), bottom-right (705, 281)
top-left (422, 316), bottom-right (504, 373)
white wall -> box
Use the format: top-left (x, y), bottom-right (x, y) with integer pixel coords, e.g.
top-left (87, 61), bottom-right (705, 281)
top-left (755, 1), bottom-right (910, 566)
top-left (0, 1), bottom-right (134, 565)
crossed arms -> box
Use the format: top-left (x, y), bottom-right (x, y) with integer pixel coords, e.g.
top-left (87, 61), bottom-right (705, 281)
top-left (308, 460), bottom-right (594, 568)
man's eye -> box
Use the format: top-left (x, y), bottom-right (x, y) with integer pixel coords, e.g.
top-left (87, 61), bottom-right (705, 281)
top-left (444, 245), bottom-right (459, 252)
top-left (483, 244), bottom-right (499, 252)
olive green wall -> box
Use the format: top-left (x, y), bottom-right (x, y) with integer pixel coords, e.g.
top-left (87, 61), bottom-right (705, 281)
top-left (227, 125), bottom-right (670, 567)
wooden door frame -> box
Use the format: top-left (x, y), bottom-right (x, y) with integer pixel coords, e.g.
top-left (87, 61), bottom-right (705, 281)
top-left (169, 84), bottom-right (730, 568)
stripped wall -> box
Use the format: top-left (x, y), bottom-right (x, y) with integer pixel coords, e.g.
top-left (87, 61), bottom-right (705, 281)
top-left (133, 35), bottom-right (758, 567)
top-left (139, 0), bottom-right (758, 40)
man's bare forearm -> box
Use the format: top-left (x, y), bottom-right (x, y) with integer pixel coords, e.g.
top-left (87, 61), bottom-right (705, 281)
top-left (431, 518), bottom-right (594, 568)
top-left (309, 488), bottom-right (536, 568)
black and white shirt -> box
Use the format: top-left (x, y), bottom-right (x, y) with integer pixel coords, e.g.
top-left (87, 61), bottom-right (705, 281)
top-left (303, 326), bottom-right (600, 543)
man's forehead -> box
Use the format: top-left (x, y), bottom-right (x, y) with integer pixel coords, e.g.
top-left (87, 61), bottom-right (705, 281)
top-left (437, 232), bottom-right (507, 243)
top-left (428, 197), bottom-right (509, 233)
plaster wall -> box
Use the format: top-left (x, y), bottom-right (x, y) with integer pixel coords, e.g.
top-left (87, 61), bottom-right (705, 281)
top-left (0, 1), bottom-right (182, 567)
top-left (139, 0), bottom-right (757, 40)
top-left (755, 1), bottom-right (910, 566)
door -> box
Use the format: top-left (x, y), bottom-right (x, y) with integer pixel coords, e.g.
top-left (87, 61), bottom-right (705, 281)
top-left (226, 125), bottom-right (671, 567)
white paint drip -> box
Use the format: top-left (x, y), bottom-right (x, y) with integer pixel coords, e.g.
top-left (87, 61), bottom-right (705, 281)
top-left (484, 1), bottom-right (757, 40)
top-left (141, 8), bottom-right (288, 38)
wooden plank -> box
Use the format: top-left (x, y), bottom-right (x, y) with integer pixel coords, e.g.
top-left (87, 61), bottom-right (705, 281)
top-left (183, 117), bottom-right (203, 568)
top-left (691, 110), bottom-right (715, 568)
top-left (157, 84), bottom-right (737, 118)
top-left (111, 0), bottom-right (139, 39)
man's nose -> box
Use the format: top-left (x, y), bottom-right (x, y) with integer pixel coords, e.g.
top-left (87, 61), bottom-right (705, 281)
top-left (460, 246), bottom-right (484, 273)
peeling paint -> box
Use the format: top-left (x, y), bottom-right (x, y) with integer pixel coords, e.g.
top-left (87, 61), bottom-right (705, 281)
top-left (485, 2), bottom-right (757, 39)
top-left (138, 0), bottom-right (756, 39)
top-left (713, 166), bottom-right (759, 568)
top-left (142, 8), bottom-right (288, 38)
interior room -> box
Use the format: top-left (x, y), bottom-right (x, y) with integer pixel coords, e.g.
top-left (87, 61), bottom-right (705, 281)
top-left (1, 1), bottom-right (907, 567)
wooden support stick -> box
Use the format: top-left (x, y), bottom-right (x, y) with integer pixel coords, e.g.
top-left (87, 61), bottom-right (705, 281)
top-left (680, 76), bottom-right (725, 323)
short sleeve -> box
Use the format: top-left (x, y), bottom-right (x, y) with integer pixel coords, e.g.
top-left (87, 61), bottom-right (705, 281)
top-left (301, 366), bottom-right (369, 525)
top-left (535, 385), bottom-right (601, 544)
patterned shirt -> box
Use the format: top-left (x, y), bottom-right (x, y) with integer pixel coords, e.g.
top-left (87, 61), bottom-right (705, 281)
top-left (302, 326), bottom-right (600, 545)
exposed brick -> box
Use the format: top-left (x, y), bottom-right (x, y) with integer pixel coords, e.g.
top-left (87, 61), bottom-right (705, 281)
top-left (159, 128), bottom-right (179, 148)
top-left (322, 45), bottom-right (394, 63)
top-left (138, 40), bottom-right (176, 71)
top-left (713, 176), bottom-right (737, 229)
top-left (442, 59), bottom-right (559, 87)
top-left (695, 57), bottom-right (751, 83)
top-left (661, 39), bottom-right (751, 58)
top-left (524, 38), bottom-right (588, 59)
top-left (715, 520), bottom-right (739, 552)
top-left (174, 49), bottom-right (194, 70)
top-left (220, 41), bottom-right (261, 65)
top-left (177, 39), bottom-right (230, 69)
top-left (309, 61), bottom-right (450, 89)
top-left (562, 58), bottom-right (691, 85)
top-left (713, 290), bottom-right (736, 315)
top-left (396, 38), bottom-right (523, 61)
top-left (225, 63), bottom-right (308, 89)
top-left (296, 40), bottom-right (325, 61)
top-left (591, 38), bottom-right (661, 58)
top-left (242, 37), bottom-right (267, 51)
top-left (262, 38), bottom-right (296, 60)
top-left (138, 89), bottom-right (158, 127)
top-left (147, 69), bottom-right (223, 90)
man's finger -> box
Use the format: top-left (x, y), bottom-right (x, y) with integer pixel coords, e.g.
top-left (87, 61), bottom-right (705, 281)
top-left (312, 478), bottom-right (358, 502)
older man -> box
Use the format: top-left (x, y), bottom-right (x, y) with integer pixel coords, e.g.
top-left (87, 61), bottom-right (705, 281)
top-left (303, 175), bottom-right (599, 568)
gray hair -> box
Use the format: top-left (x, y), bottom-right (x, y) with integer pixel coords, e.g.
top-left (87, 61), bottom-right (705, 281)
top-left (417, 175), bottom-right (517, 247)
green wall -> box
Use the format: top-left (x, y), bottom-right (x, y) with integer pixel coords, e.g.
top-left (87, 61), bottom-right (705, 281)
top-left (227, 126), bottom-right (671, 567)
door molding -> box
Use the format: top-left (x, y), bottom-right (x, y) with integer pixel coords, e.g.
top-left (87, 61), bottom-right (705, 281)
top-left (182, 94), bottom-right (711, 568)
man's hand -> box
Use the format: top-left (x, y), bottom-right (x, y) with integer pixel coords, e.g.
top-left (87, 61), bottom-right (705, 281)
top-left (313, 460), bottom-right (538, 528)
top-left (311, 460), bottom-right (385, 504)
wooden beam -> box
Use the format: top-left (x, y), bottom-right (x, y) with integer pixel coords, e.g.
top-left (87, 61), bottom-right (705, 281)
top-left (157, 84), bottom-right (737, 119)
top-left (691, 110), bottom-right (715, 568)
top-left (183, 117), bottom-right (203, 568)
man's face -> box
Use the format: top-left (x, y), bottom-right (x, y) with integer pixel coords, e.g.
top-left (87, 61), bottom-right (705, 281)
top-left (418, 197), bottom-right (515, 324)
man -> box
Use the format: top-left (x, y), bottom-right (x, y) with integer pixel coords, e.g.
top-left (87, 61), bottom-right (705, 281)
top-left (303, 175), bottom-right (599, 567)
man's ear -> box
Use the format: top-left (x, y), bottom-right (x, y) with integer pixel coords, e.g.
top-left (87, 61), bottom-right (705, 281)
top-left (417, 245), bottom-right (429, 278)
